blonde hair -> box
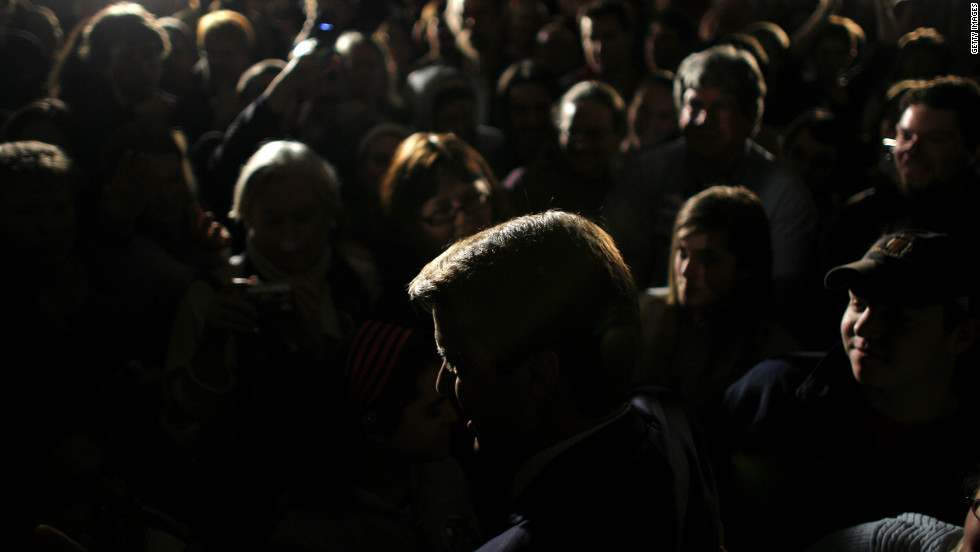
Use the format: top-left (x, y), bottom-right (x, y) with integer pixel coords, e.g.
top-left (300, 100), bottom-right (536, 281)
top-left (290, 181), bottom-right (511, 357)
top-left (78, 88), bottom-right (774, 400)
top-left (197, 9), bottom-right (254, 52)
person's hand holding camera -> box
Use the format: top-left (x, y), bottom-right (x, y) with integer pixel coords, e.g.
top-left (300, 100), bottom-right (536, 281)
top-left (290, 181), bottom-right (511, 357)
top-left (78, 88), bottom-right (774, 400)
top-left (204, 278), bottom-right (261, 335)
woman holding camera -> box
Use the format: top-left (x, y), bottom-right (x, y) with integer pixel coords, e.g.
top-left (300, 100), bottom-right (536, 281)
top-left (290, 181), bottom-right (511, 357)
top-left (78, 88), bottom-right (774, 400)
top-left (161, 140), bottom-right (376, 544)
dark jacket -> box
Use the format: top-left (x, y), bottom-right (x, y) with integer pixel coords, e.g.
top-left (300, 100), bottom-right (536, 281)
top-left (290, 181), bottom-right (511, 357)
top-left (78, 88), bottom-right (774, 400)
top-left (477, 394), bottom-right (721, 552)
top-left (722, 347), bottom-right (978, 552)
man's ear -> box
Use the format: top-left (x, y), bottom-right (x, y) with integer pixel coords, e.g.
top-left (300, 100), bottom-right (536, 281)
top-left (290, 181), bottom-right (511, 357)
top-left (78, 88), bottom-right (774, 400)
top-left (521, 348), bottom-right (560, 399)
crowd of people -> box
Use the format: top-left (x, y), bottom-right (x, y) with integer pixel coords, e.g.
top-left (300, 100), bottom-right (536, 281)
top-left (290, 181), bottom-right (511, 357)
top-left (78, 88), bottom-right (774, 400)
top-left (2, 0), bottom-right (979, 550)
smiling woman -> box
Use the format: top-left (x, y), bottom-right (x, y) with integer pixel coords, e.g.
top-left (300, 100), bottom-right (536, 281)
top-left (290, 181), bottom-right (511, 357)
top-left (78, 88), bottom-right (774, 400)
top-left (162, 141), bottom-right (377, 539)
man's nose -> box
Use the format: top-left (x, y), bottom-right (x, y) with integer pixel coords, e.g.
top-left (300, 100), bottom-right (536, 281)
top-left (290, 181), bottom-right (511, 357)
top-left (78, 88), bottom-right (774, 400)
top-left (852, 307), bottom-right (882, 338)
top-left (440, 398), bottom-right (459, 424)
top-left (896, 134), bottom-right (921, 156)
top-left (436, 362), bottom-right (455, 395)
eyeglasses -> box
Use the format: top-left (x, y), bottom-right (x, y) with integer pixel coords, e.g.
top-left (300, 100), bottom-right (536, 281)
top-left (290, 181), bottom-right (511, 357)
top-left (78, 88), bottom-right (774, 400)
top-left (420, 193), bottom-right (489, 226)
top-left (968, 497), bottom-right (980, 521)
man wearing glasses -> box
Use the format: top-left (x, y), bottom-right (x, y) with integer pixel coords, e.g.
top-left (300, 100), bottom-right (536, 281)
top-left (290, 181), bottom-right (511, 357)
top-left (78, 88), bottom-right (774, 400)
top-left (822, 75), bottom-right (980, 271)
top-left (722, 230), bottom-right (980, 552)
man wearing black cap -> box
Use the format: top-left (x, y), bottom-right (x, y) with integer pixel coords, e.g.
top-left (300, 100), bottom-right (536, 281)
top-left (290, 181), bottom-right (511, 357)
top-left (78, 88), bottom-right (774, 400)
top-left (720, 230), bottom-right (980, 552)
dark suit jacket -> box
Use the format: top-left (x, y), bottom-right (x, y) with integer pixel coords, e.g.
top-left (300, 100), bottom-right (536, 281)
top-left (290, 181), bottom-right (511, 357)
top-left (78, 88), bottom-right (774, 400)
top-left (476, 395), bottom-right (721, 552)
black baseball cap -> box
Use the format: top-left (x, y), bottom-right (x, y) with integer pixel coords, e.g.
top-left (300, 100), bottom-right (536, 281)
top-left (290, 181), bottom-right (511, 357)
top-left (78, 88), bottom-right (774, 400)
top-left (824, 230), bottom-right (975, 312)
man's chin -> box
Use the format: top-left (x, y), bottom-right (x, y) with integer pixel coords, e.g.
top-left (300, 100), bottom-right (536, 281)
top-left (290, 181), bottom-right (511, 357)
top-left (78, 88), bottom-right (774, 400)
top-left (850, 355), bottom-right (887, 385)
top-left (898, 173), bottom-right (936, 197)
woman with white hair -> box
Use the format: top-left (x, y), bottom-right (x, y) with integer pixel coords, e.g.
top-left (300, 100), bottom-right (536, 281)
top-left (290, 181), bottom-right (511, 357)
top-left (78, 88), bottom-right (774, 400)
top-left (161, 141), bottom-right (376, 537)
top-left (167, 139), bottom-right (375, 383)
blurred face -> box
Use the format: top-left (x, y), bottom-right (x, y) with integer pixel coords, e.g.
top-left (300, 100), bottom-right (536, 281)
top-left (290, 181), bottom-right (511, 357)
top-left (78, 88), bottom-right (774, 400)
top-left (840, 291), bottom-right (958, 392)
top-left (534, 24), bottom-right (578, 77)
top-left (893, 103), bottom-right (976, 198)
top-left (580, 13), bottom-right (630, 74)
top-left (417, 170), bottom-right (492, 254)
top-left (433, 305), bottom-right (537, 464)
top-left (248, 174), bottom-right (332, 275)
top-left (810, 35), bottom-right (850, 83)
top-left (433, 97), bottom-right (476, 144)
top-left (163, 28), bottom-right (197, 76)
top-left (783, 128), bottom-right (838, 191)
top-left (673, 230), bottom-right (739, 307)
top-left (559, 98), bottom-right (619, 178)
top-left (680, 86), bottom-right (752, 160)
top-left (384, 365), bottom-right (459, 462)
top-left (142, 152), bottom-right (191, 230)
top-left (106, 38), bottom-right (163, 106)
top-left (507, 82), bottom-right (555, 156)
top-left (0, 177), bottom-right (75, 271)
top-left (358, 133), bottom-right (403, 194)
top-left (345, 42), bottom-right (385, 101)
top-left (645, 21), bottom-right (687, 72)
top-left (203, 35), bottom-right (250, 84)
top-left (628, 81), bottom-right (678, 149)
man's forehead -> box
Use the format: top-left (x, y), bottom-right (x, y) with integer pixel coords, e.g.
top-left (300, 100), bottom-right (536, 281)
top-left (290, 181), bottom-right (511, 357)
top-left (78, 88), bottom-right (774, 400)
top-left (848, 287), bottom-right (946, 314)
top-left (433, 304), bottom-right (478, 348)
top-left (432, 303), bottom-right (512, 360)
top-left (898, 103), bottom-right (961, 133)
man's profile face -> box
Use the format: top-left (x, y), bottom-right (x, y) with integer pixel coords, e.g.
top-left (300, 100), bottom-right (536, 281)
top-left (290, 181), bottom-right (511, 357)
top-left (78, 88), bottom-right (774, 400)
top-left (893, 103), bottom-right (976, 197)
top-left (840, 290), bottom-right (958, 391)
top-left (433, 305), bottom-right (536, 464)
top-left (679, 86), bottom-right (751, 160)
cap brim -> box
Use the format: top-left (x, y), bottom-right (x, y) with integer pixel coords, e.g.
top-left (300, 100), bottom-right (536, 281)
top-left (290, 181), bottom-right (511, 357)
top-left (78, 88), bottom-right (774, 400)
top-left (824, 259), bottom-right (878, 291)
